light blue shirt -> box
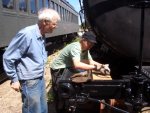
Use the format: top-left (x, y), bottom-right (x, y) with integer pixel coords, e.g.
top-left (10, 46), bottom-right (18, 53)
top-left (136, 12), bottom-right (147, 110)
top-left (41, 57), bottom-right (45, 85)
top-left (3, 24), bottom-right (47, 82)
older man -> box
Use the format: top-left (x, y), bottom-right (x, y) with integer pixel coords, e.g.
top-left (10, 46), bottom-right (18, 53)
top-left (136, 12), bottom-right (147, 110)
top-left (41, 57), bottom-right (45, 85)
top-left (3, 8), bottom-right (60, 113)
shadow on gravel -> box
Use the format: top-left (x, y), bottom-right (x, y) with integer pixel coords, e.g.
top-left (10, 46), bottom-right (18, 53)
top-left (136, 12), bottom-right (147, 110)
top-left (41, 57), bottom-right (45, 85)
top-left (47, 87), bottom-right (57, 113)
top-left (48, 101), bottom-right (56, 113)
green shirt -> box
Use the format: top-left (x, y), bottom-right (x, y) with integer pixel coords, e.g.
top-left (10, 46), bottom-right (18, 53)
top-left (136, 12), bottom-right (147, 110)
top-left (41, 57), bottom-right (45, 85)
top-left (50, 42), bottom-right (92, 69)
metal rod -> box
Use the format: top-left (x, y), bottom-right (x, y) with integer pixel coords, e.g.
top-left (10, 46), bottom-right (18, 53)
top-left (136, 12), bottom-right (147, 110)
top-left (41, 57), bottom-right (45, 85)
top-left (88, 97), bottom-right (129, 113)
top-left (138, 7), bottom-right (145, 74)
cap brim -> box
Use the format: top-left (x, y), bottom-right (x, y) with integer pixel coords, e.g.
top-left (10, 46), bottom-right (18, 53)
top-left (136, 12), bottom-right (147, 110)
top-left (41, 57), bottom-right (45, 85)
top-left (87, 39), bottom-right (97, 43)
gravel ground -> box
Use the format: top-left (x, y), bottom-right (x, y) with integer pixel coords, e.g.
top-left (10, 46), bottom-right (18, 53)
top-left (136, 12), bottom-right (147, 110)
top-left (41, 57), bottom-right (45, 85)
top-left (0, 67), bottom-right (56, 113)
top-left (0, 80), bottom-right (22, 113)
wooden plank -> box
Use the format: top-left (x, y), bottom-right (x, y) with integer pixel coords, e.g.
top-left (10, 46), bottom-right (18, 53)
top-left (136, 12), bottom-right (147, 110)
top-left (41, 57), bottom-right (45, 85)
top-left (92, 71), bottom-right (112, 80)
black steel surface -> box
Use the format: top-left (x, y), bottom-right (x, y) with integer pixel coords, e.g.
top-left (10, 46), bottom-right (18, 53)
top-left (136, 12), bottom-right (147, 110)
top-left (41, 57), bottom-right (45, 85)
top-left (83, 0), bottom-right (150, 62)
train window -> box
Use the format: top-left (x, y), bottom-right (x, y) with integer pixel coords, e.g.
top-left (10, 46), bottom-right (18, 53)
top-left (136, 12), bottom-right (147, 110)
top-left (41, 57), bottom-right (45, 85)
top-left (67, 10), bottom-right (69, 21)
top-left (72, 15), bottom-right (74, 23)
top-left (51, 1), bottom-right (54, 9)
top-left (68, 11), bottom-right (71, 22)
top-left (2, 0), bottom-right (15, 9)
top-left (45, 0), bottom-right (50, 8)
top-left (66, 10), bottom-right (68, 21)
top-left (58, 5), bottom-right (61, 15)
top-left (64, 9), bottom-right (66, 21)
top-left (30, 0), bottom-right (37, 14)
top-left (73, 15), bottom-right (76, 23)
top-left (68, 12), bottom-right (70, 22)
top-left (63, 8), bottom-right (65, 21)
top-left (69, 12), bottom-right (72, 22)
top-left (39, 0), bottom-right (44, 9)
top-left (60, 6), bottom-right (63, 20)
top-left (54, 3), bottom-right (57, 11)
top-left (56, 4), bottom-right (59, 12)
top-left (61, 7), bottom-right (64, 20)
top-left (70, 12), bottom-right (72, 22)
top-left (74, 15), bottom-right (78, 23)
top-left (70, 13), bottom-right (73, 22)
top-left (19, 0), bottom-right (27, 12)
top-left (66, 10), bottom-right (69, 21)
top-left (50, 1), bottom-right (53, 8)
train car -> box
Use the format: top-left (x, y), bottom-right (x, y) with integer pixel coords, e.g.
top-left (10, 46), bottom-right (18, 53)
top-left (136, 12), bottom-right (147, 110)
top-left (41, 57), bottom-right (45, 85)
top-left (0, 0), bottom-right (79, 48)
top-left (0, 0), bottom-right (79, 83)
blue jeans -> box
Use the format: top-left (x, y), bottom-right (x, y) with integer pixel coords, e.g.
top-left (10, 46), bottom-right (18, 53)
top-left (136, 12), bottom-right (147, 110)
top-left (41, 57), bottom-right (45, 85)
top-left (20, 76), bottom-right (48, 113)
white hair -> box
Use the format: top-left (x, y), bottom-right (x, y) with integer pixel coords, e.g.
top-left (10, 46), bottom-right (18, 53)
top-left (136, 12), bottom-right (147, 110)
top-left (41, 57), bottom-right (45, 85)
top-left (38, 8), bottom-right (61, 22)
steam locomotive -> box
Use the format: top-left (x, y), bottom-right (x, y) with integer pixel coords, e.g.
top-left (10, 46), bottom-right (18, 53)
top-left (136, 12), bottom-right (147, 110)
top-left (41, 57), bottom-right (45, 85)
top-left (54, 0), bottom-right (150, 113)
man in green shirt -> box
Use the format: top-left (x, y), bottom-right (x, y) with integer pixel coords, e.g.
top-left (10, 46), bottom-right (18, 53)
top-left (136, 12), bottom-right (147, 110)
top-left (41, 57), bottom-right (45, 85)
top-left (50, 31), bottom-right (110, 89)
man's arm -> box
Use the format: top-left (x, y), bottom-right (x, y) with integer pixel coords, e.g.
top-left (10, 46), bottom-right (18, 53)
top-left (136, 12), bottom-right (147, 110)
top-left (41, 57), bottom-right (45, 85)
top-left (3, 32), bottom-right (30, 91)
top-left (89, 60), bottom-right (110, 74)
top-left (3, 32), bottom-right (29, 82)
top-left (72, 58), bottom-right (96, 70)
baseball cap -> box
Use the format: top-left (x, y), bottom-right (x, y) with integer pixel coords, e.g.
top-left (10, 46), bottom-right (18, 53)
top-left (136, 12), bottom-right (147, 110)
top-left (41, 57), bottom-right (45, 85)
top-left (82, 31), bottom-right (97, 43)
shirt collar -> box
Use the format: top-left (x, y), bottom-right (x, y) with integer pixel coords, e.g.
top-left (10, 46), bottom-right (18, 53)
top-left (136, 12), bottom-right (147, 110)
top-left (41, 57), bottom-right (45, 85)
top-left (35, 24), bottom-right (43, 40)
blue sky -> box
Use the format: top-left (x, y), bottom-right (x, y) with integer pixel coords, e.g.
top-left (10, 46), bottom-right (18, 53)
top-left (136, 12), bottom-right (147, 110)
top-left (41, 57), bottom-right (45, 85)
top-left (67, 0), bottom-right (81, 24)
top-left (67, 0), bottom-right (81, 12)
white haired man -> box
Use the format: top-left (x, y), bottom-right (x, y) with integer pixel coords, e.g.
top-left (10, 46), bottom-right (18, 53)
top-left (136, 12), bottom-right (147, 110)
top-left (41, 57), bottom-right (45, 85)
top-left (3, 8), bottom-right (60, 113)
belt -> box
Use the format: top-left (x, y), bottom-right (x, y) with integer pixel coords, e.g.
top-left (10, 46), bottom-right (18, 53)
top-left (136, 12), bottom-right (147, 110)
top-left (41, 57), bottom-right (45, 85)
top-left (51, 68), bottom-right (64, 73)
top-left (19, 76), bottom-right (43, 83)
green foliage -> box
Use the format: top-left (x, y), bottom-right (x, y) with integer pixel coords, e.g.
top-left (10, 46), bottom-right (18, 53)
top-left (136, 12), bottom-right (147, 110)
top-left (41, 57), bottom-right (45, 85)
top-left (72, 37), bottom-right (80, 42)
top-left (47, 90), bottom-right (55, 102)
top-left (62, 37), bottom-right (80, 48)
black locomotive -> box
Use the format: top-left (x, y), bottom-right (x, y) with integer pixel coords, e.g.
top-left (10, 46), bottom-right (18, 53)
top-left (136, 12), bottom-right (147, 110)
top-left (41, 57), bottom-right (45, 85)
top-left (54, 0), bottom-right (150, 113)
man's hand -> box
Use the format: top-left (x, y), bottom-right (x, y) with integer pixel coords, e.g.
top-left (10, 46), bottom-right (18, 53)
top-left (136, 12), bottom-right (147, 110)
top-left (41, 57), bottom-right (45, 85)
top-left (94, 64), bottom-right (110, 75)
top-left (10, 81), bottom-right (21, 92)
top-left (103, 64), bottom-right (110, 74)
